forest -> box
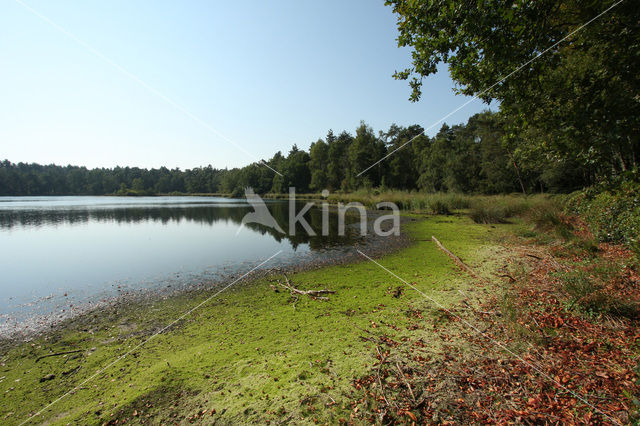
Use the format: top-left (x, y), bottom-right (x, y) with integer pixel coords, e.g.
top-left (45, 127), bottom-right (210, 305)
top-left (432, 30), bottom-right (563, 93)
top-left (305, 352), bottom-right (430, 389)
top-left (0, 111), bottom-right (608, 197)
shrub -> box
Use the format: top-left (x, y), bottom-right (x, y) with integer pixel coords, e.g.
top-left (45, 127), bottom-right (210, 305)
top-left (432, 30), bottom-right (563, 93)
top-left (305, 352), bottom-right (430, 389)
top-left (499, 197), bottom-right (531, 217)
top-left (558, 267), bottom-right (638, 319)
top-left (527, 200), bottom-right (574, 240)
top-left (230, 186), bottom-right (245, 198)
top-left (560, 270), bottom-right (602, 309)
top-left (566, 181), bottom-right (640, 255)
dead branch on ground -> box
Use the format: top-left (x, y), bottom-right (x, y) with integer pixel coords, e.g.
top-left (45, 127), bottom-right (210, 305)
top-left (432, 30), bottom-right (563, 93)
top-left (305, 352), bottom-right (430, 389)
top-left (432, 236), bottom-right (482, 280)
top-left (275, 274), bottom-right (336, 301)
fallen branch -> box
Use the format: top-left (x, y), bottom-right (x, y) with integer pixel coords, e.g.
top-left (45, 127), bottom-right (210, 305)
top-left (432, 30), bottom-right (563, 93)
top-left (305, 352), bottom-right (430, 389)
top-left (277, 274), bottom-right (336, 300)
top-left (35, 349), bottom-right (83, 363)
top-left (432, 236), bottom-right (481, 280)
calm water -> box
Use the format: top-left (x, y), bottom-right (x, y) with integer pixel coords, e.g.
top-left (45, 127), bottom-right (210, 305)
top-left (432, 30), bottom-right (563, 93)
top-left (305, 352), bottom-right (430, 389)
top-left (0, 196), bottom-right (361, 334)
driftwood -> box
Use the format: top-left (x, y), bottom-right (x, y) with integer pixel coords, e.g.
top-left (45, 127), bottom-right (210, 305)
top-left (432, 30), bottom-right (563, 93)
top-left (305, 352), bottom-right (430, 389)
top-left (276, 274), bottom-right (336, 301)
top-left (35, 349), bottom-right (83, 363)
top-left (431, 236), bottom-right (482, 280)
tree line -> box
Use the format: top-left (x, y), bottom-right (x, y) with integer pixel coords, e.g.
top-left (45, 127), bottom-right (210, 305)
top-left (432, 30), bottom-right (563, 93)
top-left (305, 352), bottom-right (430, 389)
top-left (0, 111), bottom-right (594, 197)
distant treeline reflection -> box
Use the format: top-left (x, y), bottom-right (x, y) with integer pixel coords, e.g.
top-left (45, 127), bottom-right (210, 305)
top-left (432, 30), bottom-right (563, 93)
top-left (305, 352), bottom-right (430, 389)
top-left (0, 203), bottom-right (360, 250)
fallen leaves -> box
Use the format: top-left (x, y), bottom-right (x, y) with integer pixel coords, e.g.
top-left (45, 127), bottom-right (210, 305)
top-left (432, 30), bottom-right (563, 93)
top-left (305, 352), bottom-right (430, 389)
top-left (350, 220), bottom-right (640, 424)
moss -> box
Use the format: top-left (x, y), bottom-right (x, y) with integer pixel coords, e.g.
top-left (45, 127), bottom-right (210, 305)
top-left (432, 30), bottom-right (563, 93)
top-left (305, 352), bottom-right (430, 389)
top-left (0, 216), bottom-right (514, 425)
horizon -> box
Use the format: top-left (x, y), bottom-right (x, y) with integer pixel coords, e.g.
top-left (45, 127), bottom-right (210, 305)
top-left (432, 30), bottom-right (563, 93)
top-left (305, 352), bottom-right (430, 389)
top-left (1, 0), bottom-right (493, 171)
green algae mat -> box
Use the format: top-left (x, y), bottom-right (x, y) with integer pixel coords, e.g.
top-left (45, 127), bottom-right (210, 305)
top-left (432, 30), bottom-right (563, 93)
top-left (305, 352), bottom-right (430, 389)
top-left (0, 216), bottom-right (512, 424)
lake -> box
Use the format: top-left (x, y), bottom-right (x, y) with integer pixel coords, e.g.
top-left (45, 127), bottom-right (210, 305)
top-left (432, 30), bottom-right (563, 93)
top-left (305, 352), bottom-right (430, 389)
top-left (0, 196), bottom-right (365, 336)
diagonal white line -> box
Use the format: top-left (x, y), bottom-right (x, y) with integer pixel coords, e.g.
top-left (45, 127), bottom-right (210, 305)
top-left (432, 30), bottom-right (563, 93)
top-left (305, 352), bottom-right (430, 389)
top-left (19, 250), bottom-right (283, 425)
top-left (13, 0), bottom-right (283, 177)
top-left (357, 0), bottom-right (625, 177)
top-left (356, 248), bottom-right (621, 425)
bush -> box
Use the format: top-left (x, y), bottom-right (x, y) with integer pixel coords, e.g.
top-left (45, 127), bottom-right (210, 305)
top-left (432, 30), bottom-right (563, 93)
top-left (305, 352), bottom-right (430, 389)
top-left (527, 200), bottom-right (574, 240)
top-left (558, 267), bottom-right (638, 319)
top-left (560, 270), bottom-right (601, 309)
top-left (566, 181), bottom-right (640, 255)
top-left (230, 186), bottom-right (245, 198)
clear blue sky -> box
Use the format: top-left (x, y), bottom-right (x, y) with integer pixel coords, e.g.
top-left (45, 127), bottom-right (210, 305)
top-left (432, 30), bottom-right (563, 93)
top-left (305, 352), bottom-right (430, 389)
top-left (1, 0), bottom-right (493, 170)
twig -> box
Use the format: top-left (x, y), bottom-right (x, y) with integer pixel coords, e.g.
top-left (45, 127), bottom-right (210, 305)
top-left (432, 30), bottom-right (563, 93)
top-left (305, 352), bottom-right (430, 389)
top-left (524, 251), bottom-right (564, 270)
top-left (277, 274), bottom-right (336, 300)
top-left (376, 346), bottom-right (398, 424)
top-left (432, 236), bottom-right (482, 280)
top-left (498, 273), bottom-right (516, 282)
top-left (35, 349), bottom-right (84, 363)
top-left (531, 315), bottom-right (542, 329)
top-left (62, 366), bottom-right (81, 376)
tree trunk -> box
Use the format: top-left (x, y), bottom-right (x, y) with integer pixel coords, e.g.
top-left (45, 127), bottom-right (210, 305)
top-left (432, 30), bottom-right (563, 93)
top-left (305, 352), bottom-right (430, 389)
top-left (507, 149), bottom-right (527, 195)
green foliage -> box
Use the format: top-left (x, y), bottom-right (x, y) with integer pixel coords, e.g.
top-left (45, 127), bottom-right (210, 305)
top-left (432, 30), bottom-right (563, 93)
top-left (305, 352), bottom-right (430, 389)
top-left (326, 130), bottom-right (351, 191)
top-left (387, 0), bottom-right (640, 181)
top-left (309, 139), bottom-right (329, 191)
top-left (558, 267), bottom-right (638, 319)
top-left (324, 190), bottom-right (471, 213)
top-left (567, 181), bottom-right (640, 254)
top-left (468, 195), bottom-right (534, 224)
top-left (427, 199), bottom-right (451, 215)
top-left (560, 270), bottom-right (605, 311)
top-left (346, 122), bottom-right (386, 190)
top-left (527, 199), bottom-right (574, 240)
top-left (381, 124), bottom-right (423, 190)
top-left (0, 111), bottom-right (591, 197)
top-left (230, 186), bottom-right (245, 198)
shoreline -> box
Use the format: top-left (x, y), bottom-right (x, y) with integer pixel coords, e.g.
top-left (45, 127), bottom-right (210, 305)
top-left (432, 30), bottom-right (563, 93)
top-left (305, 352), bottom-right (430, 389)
top-left (0, 210), bottom-right (414, 346)
top-left (0, 213), bottom-right (521, 424)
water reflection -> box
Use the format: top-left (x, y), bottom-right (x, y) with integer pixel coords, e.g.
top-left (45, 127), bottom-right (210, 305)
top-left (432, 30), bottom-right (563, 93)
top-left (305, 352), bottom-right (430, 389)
top-left (0, 197), bottom-right (366, 333)
top-left (0, 199), bottom-right (360, 250)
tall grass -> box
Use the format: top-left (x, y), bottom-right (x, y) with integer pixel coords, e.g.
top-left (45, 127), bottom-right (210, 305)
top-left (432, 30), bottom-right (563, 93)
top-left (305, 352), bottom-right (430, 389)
top-left (467, 194), bottom-right (554, 224)
top-left (265, 189), bottom-right (563, 223)
top-left (325, 190), bottom-right (471, 213)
